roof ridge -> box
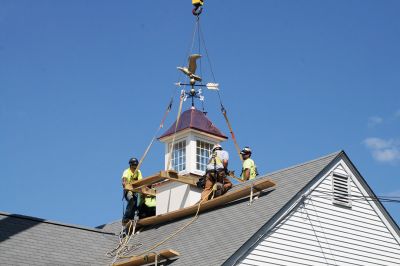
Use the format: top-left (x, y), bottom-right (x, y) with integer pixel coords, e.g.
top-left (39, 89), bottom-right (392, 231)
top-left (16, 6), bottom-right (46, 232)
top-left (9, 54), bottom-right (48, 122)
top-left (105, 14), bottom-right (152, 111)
top-left (229, 151), bottom-right (342, 191)
top-left (264, 150), bottom-right (342, 178)
top-left (96, 219), bottom-right (121, 230)
top-left (0, 211), bottom-right (115, 235)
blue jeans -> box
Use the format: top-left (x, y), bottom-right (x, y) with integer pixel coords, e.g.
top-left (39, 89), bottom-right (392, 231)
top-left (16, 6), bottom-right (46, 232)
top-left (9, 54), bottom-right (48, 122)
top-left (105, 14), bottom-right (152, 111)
top-left (123, 191), bottom-right (138, 220)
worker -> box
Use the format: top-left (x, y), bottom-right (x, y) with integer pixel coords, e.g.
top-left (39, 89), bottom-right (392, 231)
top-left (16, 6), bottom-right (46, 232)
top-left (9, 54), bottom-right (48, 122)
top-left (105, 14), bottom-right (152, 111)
top-left (122, 157), bottom-right (142, 223)
top-left (240, 147), bottom-right (258, 181)
top-left (201, 144), bottom-right (232, 201)
top-left (139, 191), bottom-right (156, 219)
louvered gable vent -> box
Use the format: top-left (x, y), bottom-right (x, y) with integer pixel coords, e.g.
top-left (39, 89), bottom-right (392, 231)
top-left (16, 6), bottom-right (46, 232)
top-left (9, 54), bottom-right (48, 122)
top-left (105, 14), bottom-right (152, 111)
top-left (332, 172), bottom-right (352, 207)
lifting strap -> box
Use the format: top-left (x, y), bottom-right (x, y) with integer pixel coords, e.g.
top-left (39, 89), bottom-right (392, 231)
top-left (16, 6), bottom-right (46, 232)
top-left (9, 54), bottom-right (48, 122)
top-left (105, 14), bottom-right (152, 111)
top-left (132, 98), bottom-right (173, 179)
top-left (195, 16), bottom-right (244, 163)
top-left (166, 90), bottom-right (185, 170)
top-left (221, 104), bottom-right (243, 162)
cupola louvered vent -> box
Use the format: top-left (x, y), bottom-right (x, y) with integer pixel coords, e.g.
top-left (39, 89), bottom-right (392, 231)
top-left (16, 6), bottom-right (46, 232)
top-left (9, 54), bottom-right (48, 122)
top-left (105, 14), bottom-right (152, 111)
top-left (332, 172), bottom-right (352, 207)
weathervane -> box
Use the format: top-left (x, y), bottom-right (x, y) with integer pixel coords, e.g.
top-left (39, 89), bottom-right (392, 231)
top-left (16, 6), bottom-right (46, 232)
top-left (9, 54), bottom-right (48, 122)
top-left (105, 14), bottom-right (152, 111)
top-left (175, 54), bottom-right (219, 107)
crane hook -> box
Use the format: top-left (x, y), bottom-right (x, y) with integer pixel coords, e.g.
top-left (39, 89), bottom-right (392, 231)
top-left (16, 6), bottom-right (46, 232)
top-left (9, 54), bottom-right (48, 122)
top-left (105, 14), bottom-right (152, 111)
top-left (192, 5), bottom-right (203, 16)
top-left (192, 0), bottom-right (204, 16)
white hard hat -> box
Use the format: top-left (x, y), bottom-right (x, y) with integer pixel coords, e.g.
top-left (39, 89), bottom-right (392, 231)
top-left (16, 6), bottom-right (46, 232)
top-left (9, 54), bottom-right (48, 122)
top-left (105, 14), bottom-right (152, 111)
top-left (240, 146), bottom-right (252, 155)
top-left (212, 144), bottom-right (222, 151)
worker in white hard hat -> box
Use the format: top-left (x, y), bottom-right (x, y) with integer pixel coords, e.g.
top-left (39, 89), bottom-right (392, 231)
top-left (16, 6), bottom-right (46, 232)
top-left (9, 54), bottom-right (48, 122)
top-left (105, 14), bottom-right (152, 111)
top-left (201, 144), bottom-right (232, 201)
top-left (240, 147), bottom-right (258, 181)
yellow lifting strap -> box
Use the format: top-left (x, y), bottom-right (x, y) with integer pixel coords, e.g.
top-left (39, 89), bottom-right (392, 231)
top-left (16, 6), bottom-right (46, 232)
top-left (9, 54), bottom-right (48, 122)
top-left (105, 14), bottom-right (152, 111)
top-left (192, 0), bottom-right (204, 6)
top-left (221, 105), bottom-right (243, 162)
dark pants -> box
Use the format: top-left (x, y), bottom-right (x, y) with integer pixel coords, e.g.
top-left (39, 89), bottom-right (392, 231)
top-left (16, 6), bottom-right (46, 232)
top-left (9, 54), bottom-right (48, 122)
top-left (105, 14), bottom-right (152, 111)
top-left (139, 204), bottom-right (156, 219)
top-left (201, 170), bottom-right (232, 201)
top-left (123, 191), bottom-right (138, 221)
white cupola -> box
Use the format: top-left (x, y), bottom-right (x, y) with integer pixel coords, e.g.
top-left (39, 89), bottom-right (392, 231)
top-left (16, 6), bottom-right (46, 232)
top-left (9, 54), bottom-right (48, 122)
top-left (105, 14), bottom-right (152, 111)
top-left (158, 107), bottom-right (228, 176)
top-left (155, 107), bottom-right (228, 215)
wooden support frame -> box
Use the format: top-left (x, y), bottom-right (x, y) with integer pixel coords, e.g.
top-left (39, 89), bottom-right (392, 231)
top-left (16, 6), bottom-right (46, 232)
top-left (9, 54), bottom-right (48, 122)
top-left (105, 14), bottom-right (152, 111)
top-left (160, 170), bottom-right (200, 186)
top-left (126, 170), bottom-right (200, 191)
top-left (137, 178), bottom-right (276, 227)
top-left (124, 185), bottom-right (157, 196)
top-left (128, 173), bottom-right (166, 189)
top-left (113, 249), bottom-right (180, 266)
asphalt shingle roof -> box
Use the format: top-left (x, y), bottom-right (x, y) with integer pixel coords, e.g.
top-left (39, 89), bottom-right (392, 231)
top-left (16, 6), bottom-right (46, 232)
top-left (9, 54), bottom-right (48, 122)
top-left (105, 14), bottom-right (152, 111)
top-left (0, 151), bottom-right (342, 265)
top-left (0, 213), bottom-right (118, 265)
top-left (106, 151), bottom-right (342, 265)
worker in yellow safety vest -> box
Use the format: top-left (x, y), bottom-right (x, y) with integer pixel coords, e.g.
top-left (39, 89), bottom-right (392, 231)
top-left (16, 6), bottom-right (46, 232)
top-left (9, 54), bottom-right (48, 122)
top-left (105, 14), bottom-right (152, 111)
top-left (240, 147), bottom-right (258, 181)
top-left (122, 157), bottom-right (142, 222)
top-left (201, 144), bottom-right (232, 201)
top-left (139, 191), bottom-right (156, 219)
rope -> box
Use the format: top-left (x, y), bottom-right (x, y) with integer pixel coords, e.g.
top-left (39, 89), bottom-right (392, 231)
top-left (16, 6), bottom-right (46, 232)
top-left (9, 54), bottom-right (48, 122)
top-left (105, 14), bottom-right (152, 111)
top-left (107, 220), bottom-right (136, 263)
top-left (115, 95), bottom-right (172, 259)
top-left (115, 181), bottom-right (256, 263)
top-left (119, 190), bottom-right (213, 260)
top-left (163, 17), bottom-right (202, 170)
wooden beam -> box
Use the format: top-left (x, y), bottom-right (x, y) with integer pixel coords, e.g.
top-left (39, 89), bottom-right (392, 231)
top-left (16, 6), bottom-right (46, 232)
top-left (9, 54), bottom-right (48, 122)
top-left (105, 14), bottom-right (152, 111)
top-left (113, 249), bottom-right (179, 266)
top-left (128, 170), bottom-right (200, 191)
top-left (227, 171), bottom-right (245, 183)
top-left (128, 172), bottom-right (165, 189)
top-left (140, 186), bottom-right (156, 196)
top-left (160, 170), bottom-right (200, 186)
top-left (124, 185), bottom-right (156, 196)
top-left (137, 178), bottom-right (276, 227)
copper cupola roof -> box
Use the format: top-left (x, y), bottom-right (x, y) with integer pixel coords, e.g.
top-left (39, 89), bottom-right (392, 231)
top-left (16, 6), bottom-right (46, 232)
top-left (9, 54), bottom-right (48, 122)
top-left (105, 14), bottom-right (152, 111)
top-left (158, 108), bottom-right (228, 140)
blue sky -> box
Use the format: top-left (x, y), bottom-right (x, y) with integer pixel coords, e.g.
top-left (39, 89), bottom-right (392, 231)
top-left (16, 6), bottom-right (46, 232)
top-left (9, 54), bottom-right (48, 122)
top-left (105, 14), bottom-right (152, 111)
top-left (1, 1), bottom-right (399, 227)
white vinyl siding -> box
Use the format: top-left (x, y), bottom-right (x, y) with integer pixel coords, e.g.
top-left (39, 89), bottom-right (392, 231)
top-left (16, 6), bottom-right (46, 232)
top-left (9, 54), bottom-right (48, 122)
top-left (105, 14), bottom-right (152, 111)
top-left (239, 162), bottom-right (400, 266)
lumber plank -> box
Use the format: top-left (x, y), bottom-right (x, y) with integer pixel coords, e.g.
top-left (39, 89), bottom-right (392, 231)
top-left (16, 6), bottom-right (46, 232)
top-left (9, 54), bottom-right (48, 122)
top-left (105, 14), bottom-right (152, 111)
top-left (227, 171), bottom-right (245, 183)
top-left (128, 172), bottom-right (165, 189)
top-left (124, 186), bottom-right (156, 196)
top-left (137, 178), bottom-right (276, 227)
top-left (113, 249), bottom-right (179, 266)
top-left (128, 170), bottom-right (199, 190)
top-left (161, 170), bottom-right (200, 186)
top-left (140, 186), bottom-right (156, 196)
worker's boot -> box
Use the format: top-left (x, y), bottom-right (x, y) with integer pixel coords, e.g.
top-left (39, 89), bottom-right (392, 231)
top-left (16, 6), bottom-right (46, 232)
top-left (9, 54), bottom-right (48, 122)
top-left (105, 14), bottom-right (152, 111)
top-left (213, 182), bottom-right (224, 197)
